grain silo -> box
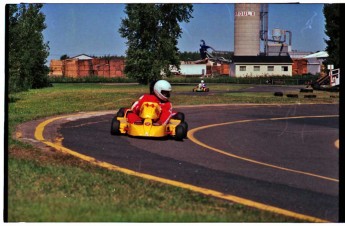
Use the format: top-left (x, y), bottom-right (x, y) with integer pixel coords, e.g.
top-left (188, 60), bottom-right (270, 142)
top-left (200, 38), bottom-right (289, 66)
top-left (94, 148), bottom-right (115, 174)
top-left (234, 3), bottom-right (261, 56)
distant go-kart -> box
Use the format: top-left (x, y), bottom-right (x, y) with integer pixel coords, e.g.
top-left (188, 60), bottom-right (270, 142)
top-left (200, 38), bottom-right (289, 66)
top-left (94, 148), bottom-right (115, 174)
top-left (110, 102), bottom-right (188, 141)
top-left (193, 85), bottom-right (209, 92)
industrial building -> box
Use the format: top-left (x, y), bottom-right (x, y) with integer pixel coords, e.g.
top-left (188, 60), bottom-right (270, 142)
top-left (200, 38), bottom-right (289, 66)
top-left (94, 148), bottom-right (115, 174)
top-left (303, 51), bottom-right (328, 75)
top-left (231, 3), bottom-right (294, 77)
top-left (289, 50), bottom-right (328, 76)
top-left (179, 3), bottom-right (307, 78)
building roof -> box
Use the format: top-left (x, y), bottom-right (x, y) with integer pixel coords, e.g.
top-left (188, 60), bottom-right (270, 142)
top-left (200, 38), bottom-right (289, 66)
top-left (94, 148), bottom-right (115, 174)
top-left (289, 51), bottom-right (313, 59)
top-left (71, 54), bottom-right (94, 60)
top-left (303, 51), bottom-right (328, 59)
top-left (232, 55), bottom-right (293, 64)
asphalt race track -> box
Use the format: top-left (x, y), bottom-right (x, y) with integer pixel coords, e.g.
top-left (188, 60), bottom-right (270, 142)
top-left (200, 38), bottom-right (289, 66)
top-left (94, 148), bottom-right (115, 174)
top-left (54, 103), bottom-right (339, 222)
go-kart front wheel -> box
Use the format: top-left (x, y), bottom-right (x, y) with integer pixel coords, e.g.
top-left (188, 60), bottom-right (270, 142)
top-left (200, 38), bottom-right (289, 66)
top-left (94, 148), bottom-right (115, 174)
top-left (172, 112), bottom-right (185, 122)
top-left (110, 117), bottom-right (121, 135)
top-left (179, 122), bottom-right (188, 138)
top-left (175, 124), bottom-right (187, 141)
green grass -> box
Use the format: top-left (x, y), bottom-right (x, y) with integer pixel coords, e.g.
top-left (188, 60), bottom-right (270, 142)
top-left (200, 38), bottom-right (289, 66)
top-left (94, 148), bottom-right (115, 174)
top-left (7, 83), bottom-right (338, 222)
top-left (171, 83), bottom-right (338, 105)
top-left (8, 156), bottom-right (295, 222)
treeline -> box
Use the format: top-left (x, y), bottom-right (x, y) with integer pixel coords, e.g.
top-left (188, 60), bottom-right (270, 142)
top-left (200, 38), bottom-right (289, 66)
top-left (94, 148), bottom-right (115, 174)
top-left (58, 51), bottom-right (217, 62)
top-left (61, 51), bottom-right (226, 62)
top-left (178, 51), bottom-right (201, 61)
top-left (7, 4), bottom-right (50, 93)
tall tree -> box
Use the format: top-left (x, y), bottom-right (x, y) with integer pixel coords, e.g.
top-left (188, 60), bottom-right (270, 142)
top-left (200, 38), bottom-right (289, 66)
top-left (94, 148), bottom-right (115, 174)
top-left (7, 4), bottom-right (50, 93)
top-left (323, 4), bottom-right (339, 68)
top-left (119, 4), bottom-right (193, 84)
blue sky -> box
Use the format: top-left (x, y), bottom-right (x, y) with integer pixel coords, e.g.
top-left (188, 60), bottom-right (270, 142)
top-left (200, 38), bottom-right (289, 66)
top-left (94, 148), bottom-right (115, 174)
top-left (41, 3), bottom-right (328, 63)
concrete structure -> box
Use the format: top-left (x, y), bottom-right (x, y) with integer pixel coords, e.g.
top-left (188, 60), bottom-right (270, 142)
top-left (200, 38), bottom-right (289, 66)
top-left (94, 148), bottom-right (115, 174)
top-left (303, 51), bottom-right (328, 75)
top-left (169, 60), bottom-right (230, 77)
top-left (177, 64), bottom-right (206, 76)
top-left (234, 3), bottom-right (261, 56)
top-left (230, 56), bottom-right (293, 77)
top-left (169, 62), bottom-right (207, 76)
top-left (267, 43), bottom-right (290, 56)
top-left (287, 51), bottom-right (328, 75)
top-left (232, 3), bottom-right (293, 77)
top-left (305, 58), bottom-right (324, 75)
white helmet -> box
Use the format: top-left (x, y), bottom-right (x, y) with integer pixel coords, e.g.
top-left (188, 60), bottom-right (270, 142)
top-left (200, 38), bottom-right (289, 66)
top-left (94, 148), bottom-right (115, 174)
top-left (201, 80), bottom-right (204, 83)
top-left (153, 80), bottom-right (172, 102)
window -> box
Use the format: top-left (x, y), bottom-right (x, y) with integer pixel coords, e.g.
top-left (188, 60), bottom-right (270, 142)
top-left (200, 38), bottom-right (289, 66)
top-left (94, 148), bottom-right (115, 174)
top-left (267, 66), bottom-right (274, 71)
top-left (254, 66), bottom-right (260, 71)
top-left (240, 66), bottom-right (246, 71)
top-left (282, 66), bottom-right (288, 72)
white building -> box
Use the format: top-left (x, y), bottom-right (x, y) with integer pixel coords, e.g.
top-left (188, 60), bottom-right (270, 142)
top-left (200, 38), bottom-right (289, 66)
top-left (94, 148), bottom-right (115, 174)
top-left (303, 51), bottom-right (328, 75)
top-left (230, 56), bottom-right (293, 77)
top-left (170, 61), bottom-right (207, 76)
top-left (71, 54), bottom-right (94, 60)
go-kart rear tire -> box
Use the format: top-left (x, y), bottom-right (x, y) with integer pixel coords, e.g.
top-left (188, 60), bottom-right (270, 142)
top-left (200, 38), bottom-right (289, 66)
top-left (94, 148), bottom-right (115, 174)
top-left (175, 125), bottom-right (186, 141)
top-left (110, 118), bottom-right (121, 135)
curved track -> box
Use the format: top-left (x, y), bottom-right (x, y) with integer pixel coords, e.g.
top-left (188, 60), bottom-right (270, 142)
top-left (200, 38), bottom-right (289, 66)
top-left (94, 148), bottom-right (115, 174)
top-left (30, 103), bottom-right (339, 222)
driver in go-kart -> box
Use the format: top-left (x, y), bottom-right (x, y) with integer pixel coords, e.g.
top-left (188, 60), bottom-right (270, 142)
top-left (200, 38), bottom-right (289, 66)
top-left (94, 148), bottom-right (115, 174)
top-left (127, 80), bottom-right (177, 126)
top-left (197, 80), bottom-right (206, 89)
top-left (200, 80), bottom-right (206, 88)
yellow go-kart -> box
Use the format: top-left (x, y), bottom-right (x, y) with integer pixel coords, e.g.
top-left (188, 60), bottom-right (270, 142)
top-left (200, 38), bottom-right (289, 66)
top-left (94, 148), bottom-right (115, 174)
top-left (193, 84), bottom-right (209, 92)
top-left (110, 102), bottom-right (188, 141)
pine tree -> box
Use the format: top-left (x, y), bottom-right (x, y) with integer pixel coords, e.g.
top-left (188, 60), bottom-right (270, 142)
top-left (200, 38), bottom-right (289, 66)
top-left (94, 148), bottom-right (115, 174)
top-left (323, 4), bottom-right (339, 68)
top-left (119, 4), bottom-right (193, 84)
top-left (7, 4), bottom-right (50, 93)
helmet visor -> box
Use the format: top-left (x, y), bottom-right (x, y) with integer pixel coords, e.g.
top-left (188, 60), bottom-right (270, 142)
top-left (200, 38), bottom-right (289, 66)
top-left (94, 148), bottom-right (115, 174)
top-left (161, 90), bottom-right (170, 98)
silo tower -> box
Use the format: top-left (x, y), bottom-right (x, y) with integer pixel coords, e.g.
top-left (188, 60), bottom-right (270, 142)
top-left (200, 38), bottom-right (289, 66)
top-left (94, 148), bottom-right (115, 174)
top-left (234, 3), bottom-right (261, 56)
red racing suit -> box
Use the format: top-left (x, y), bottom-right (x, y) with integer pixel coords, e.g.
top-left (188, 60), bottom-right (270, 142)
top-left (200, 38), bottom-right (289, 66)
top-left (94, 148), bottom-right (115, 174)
top-left (126, 94), bottom-right (175, 125)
